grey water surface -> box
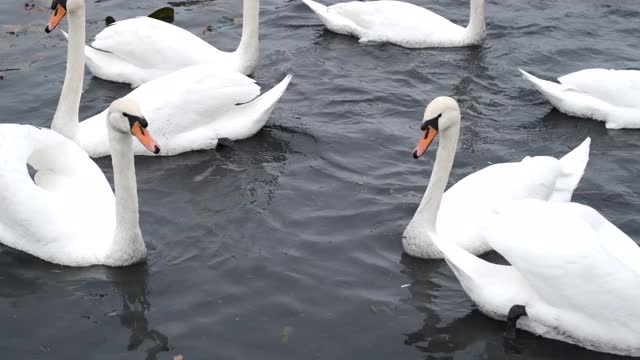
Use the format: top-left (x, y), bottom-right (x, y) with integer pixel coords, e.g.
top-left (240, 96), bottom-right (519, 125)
top-left (1, 0), bottom-right (640, 359)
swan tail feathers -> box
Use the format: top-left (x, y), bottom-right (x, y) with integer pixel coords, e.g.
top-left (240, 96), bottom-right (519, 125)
top-left (302, 0), bottom-right (364, 36)
top-left (255, 74), bottom-right (292, 115)
top-left (519, 68), bottom-right (574, 97)
top-left (303, 0), bottom-right (337, 29)
top-left (302, 0), bottom-right (328, 14)
top-left (520, 68), bottom-right (563, 92)
top-left (230, 74), bottom-right (293, 140)
top-left (550, 137), bottom-right (591, 202)
top-left (520, 68), bottom-right (594, 116)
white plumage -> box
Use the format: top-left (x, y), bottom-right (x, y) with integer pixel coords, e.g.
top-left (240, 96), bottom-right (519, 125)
top-left (302, 0), bottom-right (485, 48)
top-left (84, 0), bottom-right (260, 87)
top-left (52, 0), bottom-right (290, 158)
top-left (403, 97), bottom-right (590, 258)
top-left (520, 68), bottom-right (640, 129)
top-left (77, 67), bottom-right (293, 157)
top-left (434, 199), bottom-right (640, 356)
top-left (0, 99), bottom-right (157, 266)
top-left (0, 125), bottom-right (114, 266)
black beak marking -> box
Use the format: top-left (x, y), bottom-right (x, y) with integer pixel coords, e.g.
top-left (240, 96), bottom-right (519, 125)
top-left (421, 113), bottom-right (441, 131)
top-left (50, 0), bottom-right (67, 11)
top-left (124, 113), bottom-right (148, 132)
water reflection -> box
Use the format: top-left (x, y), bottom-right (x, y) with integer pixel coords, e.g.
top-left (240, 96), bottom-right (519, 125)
top-left (399, 253), bottom-right (504, 358)
top-left (399, 251), bottom-right (549, 359)
top-left (450, 45), bottom-right (490, 156)
top-left (0, 100), bottom-right (297, 358)
top-left (314, 29), bottom-right (361, 48)
top-left (106, 264), bottom-right (169, 360)
top-left (0, 247), bottom-right (52, 299)
top-left (540, 108), bottom-right (603, 133)
top-left (400, 253), bottom-right (634, 359)
top-left (0, 247), bottom-right (169, 359)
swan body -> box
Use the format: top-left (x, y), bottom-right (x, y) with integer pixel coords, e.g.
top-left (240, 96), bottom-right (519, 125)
top-left (76, 66), bottom-right (292, 157)
top-left (520, 68), bottom-right (640, 129)
top-left (47, 0), bottom-right (290, 158)
top-left (84, 0), bottom-right (260, 87)
top-left (301, 0), bottom-right (485, 48)
top-left (434, 199), bottom-right (640, 356)
top-left (403, 97), bottom-right (590, 259)
top-left (0, 99), bottom-right (159, 267)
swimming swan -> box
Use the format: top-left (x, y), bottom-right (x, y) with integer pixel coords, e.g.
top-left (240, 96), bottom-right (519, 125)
top-left (520, 68), bottom-right (640, 129)
top-left (433, 198), bottom-right (640, 356)
top-left (84, 0), bottom-right (260, 87)
top-left (402, 96), bottom-right (590, 259)
top-left (46, 0), bottom-right (291, 157)
top-left (302, 0), bottom-right (485, 48)
top-left (0, 98), bottom-right (159, 267)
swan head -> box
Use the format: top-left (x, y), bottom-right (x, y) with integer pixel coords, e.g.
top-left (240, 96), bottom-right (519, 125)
top-left (108, 98), bottom-right (161, 154)
top-left (45, 0), bottom-right (83, 33)
top-left (413, 96), bottom-right (461, 159)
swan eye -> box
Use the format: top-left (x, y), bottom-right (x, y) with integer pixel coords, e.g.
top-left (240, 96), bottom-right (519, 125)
top-left (421, 113), bottom-right (442, 131)
top-left (124, 113), bottom-right (148, 130)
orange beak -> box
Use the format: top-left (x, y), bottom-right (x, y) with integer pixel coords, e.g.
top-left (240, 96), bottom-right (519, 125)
top-left (45, 4), bottom-right (66, 33)
top-left (131, 121), bottom-right (161, 154)
top-left (413, 125), bottom-right (438, 159)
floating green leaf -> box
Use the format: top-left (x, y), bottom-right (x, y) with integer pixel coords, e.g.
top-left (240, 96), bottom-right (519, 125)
top-left (281, 325), bottom-right (294, 343)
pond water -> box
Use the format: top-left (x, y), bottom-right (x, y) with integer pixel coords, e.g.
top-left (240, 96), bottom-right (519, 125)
top-left (1, 0), bottom-right (640, 359)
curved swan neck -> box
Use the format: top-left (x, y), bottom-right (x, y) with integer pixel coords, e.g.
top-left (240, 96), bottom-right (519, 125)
top-left (415, 119), bottom-right (461, 227)
top-left (51, 6), bottom-right (85, 140)
top-left (233, 0), bottom-right (260, 74)
top-left (106, 126), bottom-right (145, 265)
top-left (465, 0), bottom-right (485, 41)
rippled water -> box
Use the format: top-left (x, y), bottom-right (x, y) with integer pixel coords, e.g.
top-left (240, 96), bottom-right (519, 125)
top-left (2, 0), bottom-right (640, 359)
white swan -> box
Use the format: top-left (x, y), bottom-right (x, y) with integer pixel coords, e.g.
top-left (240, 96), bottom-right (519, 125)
top-left (85, 0), bottom-right (259, 87)
top-left (402, 97), bottom-right (590, 259)
top-left (0, 98), bottom-right (160, 267)
top-left (520, 68), bottom-right (640, 129)
top-left (46, 0), bottom-right (291, 158)
top-left (433, 198), bottom-right (640, 356)
top-left (301, 0), bottom-right (485, 48)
